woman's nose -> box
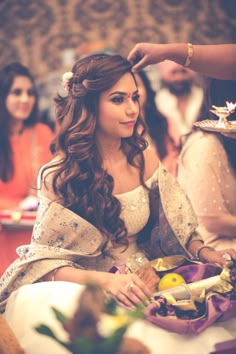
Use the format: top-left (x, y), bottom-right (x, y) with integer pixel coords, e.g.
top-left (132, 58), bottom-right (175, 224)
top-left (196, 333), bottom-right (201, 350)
top-left (126, 100), bottom-right (138, 116)
top-left (20, 91), bottom-right (31, 102)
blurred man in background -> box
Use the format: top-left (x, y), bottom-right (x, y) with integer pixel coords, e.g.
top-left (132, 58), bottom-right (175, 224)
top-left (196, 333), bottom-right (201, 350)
top-left (155, 60), bottom-right (204, 147)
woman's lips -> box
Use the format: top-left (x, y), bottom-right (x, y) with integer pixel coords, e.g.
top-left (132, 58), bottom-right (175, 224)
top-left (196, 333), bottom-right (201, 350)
top-left (120, 120), bottom-right (136, 127)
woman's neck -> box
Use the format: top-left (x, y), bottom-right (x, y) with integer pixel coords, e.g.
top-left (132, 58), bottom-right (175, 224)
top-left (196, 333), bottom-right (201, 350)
top-left (97, 137), bottom-right (123, 162)
top-left (10, 120), bottom-right (24, 136)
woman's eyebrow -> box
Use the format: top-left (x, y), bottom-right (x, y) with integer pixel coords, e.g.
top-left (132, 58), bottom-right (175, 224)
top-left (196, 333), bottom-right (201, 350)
top-left (108, 89), bottom-right (139, 97)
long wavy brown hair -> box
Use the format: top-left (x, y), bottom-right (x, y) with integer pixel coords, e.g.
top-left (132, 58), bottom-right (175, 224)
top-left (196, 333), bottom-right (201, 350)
top-left (0, 62), bottom-right (39, 182)
top-left (44, 53), bottom-right (148, 246)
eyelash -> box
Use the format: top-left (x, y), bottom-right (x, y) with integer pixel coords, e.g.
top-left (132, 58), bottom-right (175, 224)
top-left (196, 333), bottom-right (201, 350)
top-left (11, 89), bottom-right (35, 96)
top-left (111, 94), bottom-right (140, 103)
top-left (133, 93), bottom-right (140, 102)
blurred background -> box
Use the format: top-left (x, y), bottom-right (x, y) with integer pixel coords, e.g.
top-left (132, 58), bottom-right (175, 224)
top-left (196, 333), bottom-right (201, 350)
top-left (1, 0), bottom-right (236, 124)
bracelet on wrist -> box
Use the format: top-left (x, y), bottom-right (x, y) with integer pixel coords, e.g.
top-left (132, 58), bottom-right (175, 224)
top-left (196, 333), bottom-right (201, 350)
top-left (51, 268), bottom-right (60, 281)
top-left (184, 42), bottom-right (193, 67)
top-left (195, 245), bottom-right (214, 261)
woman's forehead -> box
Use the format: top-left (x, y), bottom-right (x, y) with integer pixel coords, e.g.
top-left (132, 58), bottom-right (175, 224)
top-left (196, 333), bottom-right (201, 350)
top-left (11, 76), bottom-right (32, 88)
top-left (105, 72), bottom-right (137, 94)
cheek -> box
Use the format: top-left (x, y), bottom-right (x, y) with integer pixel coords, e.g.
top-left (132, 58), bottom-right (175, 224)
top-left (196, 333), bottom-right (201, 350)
top-left (5, 96), bottom-right (14, 112)
top-left (99, 104), bottom-right (110, 118)
top-left (29, 96), bottom-right (36, 108)
top-left (98, 104), bottom-right (120, 130)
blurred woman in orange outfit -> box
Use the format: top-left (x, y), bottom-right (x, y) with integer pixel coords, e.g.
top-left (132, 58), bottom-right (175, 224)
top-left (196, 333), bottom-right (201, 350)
top-left (0, 62), bottom-right (54, 275)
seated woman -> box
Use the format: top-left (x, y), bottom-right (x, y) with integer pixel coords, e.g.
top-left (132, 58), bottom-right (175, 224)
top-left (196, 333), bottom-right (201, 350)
top-left (0, 63), bottom-right (54, 275)
top-left (178, 78), bottom-right (236, 251)
top-left (0, 54), bottom-right (235, 354)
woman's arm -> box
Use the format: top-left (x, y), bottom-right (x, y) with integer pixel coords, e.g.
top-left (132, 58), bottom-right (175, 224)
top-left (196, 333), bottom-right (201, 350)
top-left (200, 214), bottom-right (236, 236)
top-left (43, 266), bottom-right (152, 309)
top-left (187, 239), bottom-right (236, 265)
top-left (128, 43), bottom-right (236, 80)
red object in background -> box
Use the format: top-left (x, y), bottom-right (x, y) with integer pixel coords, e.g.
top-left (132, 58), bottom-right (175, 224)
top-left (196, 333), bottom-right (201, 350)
top-left (0, 210), bottom-right (36, 276)
top-left (0, 210), bottom-right (36, 229)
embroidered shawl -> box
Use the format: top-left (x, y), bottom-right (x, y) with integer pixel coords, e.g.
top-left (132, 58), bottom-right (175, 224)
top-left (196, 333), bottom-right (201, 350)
top-left (0, 164), bottom-right (200, 312)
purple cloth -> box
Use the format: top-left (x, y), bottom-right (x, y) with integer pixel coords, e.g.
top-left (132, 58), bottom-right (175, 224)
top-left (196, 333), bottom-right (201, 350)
top-left (144, 262), bottom-right (236, 334)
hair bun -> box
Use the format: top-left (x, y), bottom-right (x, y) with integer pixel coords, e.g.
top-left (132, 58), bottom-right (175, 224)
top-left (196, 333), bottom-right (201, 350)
top-left (71, 80), bottom-right (87, 98)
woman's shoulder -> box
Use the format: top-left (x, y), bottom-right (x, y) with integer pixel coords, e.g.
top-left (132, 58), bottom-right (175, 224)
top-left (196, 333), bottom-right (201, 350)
top-left (182, 130), bottom-right (221, 152)
top-left (40, 154), bottom-right (63, 175)
top-left (38, 155), bottom-right (63, 183)
top-left (179, 131), bottom-right (225, 167)
top-left (37, 155), bottom-right (63, 200)
top-left (33, 122), bottom-right (54, 138)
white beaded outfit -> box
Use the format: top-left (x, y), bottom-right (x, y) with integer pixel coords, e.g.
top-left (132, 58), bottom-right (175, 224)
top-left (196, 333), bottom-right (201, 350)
top-left (110, 170), bottom-right (158, 266)
top-left (178, 130), bottom-right (236, 250)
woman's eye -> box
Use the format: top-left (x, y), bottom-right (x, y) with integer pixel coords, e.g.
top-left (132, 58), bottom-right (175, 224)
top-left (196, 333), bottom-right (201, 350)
top-left (10, 89), bottom-right (35, 97)
top-left (133, 93), bottom-right (140, 102)
top-left (11, 89), bottom-right (22, 96)
top-left (28, 89), bottom-right (36, 96)
top-left (111, 96), bottom-right (124, 103)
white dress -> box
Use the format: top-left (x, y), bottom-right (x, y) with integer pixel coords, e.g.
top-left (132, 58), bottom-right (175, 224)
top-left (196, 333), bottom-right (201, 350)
top-left (3, 167), bottom-right (236, 354)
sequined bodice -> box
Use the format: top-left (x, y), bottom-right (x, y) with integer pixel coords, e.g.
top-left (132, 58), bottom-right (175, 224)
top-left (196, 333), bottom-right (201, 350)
top-left (79, 168), bottom-right (158, 270)
top-left (103, 169), bottom-right (158, 269)
top-left (116, 170), bottom-right (158, 237)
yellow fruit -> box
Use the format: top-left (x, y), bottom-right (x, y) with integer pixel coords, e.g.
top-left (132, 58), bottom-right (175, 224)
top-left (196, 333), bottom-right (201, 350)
top-left (158, 273), bottom-right (186, 291)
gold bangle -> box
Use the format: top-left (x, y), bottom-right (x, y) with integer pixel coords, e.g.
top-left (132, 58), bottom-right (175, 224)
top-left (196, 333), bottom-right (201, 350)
top-left (184, 42), bottom-right (193, 67)
top-left (195, 245), bottom-right (214, 261)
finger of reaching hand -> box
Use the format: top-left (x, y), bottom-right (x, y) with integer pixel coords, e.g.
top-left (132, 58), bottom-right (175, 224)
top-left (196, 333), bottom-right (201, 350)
top-left (127, 48), bottom-right (144, 71)
top-left (222, 249), bottom-right (236, 261)
top-left (127, 45), bottom-right (138, 63)
top-left (131, 61), bottom-right (146, 72)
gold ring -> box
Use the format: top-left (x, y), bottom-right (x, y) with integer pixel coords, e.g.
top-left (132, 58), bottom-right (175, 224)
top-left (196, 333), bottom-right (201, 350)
top-left (126, 283), bottom-right (134, 291)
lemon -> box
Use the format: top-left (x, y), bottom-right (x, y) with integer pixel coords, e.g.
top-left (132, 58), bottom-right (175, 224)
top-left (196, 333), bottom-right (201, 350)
top-left (158, 273), bottom-right (186, 291)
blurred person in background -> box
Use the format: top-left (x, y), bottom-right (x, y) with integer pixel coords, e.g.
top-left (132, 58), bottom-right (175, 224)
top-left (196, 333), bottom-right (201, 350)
top-left (155, 60), bottom-right (204, 149)
top-left (178, 78), bottom-right (236, 251)
top-left (0, 62), bottom-right (54, 275)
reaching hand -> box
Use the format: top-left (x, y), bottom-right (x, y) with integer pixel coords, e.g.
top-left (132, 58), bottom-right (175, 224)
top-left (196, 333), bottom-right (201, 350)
top-left (127, 43), bottom-right (166, 72)
top-left (199, 247), bottom-right (236, 266)
top-left (221, 132), bottom-right (236, 139)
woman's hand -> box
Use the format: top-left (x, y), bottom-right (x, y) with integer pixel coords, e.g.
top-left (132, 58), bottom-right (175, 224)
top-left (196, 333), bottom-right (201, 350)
top-left (127, 43), bottom-right (167, 71)
top-left (221, 132), bottom-right (236, 139)
top-left (103, 272), bottom-right (152, 309)
top-left (199, 247), bottom-right (236, 266)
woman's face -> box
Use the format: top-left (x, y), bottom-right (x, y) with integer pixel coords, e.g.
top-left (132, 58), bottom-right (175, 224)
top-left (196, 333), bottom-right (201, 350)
top-left (6, 76), bottom-right (36, 122)
top-left (97, 72), bottom-right (140, 141)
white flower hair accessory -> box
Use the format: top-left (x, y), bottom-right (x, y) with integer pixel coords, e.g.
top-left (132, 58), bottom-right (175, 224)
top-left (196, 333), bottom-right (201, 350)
top-left (62, 71), bottom-right (73, 92)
